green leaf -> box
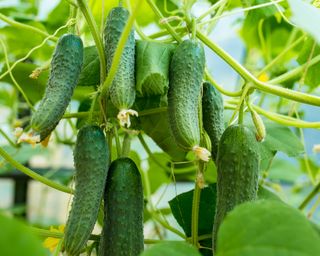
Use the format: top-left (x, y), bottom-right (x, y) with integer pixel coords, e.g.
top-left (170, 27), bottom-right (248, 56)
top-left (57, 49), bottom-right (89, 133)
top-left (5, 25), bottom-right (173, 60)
top-left (268, 157), bottom-right (302, 183)
top-left (248, 121), bottom-right (304, 171)
top-left (169, 184), bottom-right (217, 237)
top-left (135, 40), bottom-right (175, 96)
top-left (77, 46), bottom-right (100, 87)
top-left (0, 213), bottom-right (48, 256)
top-left (141, 241), bottom-right (201, 256)
top-left (297, 38), bottom-right (320, 89)
top-left (257, 186), bottom-right (282, 202)
top-left (288, 0), bottom-right (320, 44)
top-left (216, 200), bottom-right (320, 256)
top-left (46, 0), bottom-right (69, 33)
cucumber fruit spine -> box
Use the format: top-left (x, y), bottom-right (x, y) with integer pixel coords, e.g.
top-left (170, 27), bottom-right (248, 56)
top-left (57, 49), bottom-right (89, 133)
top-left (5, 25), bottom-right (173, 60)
top-left (31, 34), bottom-right (83, 141)
top-left (104, 7), bottom-right (137, 128)
top-left (168, 39), bottom-right (211, 161)
top-left (64, 125), bottom-right (109, 256)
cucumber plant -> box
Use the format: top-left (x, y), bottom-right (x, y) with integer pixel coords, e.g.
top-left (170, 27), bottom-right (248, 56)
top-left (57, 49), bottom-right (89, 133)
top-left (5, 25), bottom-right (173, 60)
top-left (2, 1), bottom-right (320, 256)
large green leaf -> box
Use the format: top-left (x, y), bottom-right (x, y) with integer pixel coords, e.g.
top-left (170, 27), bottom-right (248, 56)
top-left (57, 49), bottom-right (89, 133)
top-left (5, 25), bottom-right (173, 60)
top-left (216, 200), bottom-right (320, 256)
top-left (141, 241), bottom-right (201, 256)
top-left (288, 0), bottom-right (320, 44)
top-left (0, 213), bottom-right (48, 256)
top-left (268, 157), bottom-right (302, 183)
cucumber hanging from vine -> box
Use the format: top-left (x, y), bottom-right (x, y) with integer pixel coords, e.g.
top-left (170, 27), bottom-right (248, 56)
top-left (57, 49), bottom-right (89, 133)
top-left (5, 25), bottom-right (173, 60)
top-left (202, 81), bottom-right (224, 161)
top-left (213, 124), bottom-right (260, 251)
top-left (168, 39), bottom-right (210, 161)
top-left (103, 6), bottom-right (137, 127)
top-left (30, 34), bottom-right (83, 141)
top-left (64, 125), bottom-right (109, 256)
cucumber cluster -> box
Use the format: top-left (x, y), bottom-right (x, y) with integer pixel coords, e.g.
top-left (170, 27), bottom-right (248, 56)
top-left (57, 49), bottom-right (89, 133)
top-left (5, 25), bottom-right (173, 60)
top-left (29, 4), bottom-right (260, 256)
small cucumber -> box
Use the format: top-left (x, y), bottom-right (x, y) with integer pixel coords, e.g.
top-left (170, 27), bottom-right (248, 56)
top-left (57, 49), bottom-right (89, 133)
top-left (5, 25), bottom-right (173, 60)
top-left (168, 39), bottom-right (209, 161)
top-left (202, 82), bottom-right (224, 161)
top-left (64, 125), bottom-right (109, 256)
top-left (31, 34), bottom-right (83, 141)
top-left (135, 40), bottom-right (176, 96)
top-left (104, 7), bottom-right (136, 127)
top-left (213, 124), bottom-right (260, 251)
top-left (99, 157), bottom-right (144, 256)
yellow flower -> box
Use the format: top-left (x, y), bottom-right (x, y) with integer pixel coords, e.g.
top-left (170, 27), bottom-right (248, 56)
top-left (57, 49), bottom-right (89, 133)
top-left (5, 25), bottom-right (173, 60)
top-left (43, 225), bottom-right (65, 253)
top-left (257, 72), bottom-right (269, 82)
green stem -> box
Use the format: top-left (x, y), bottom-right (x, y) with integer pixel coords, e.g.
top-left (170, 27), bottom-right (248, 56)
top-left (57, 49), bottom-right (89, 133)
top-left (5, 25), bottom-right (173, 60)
top-left (100, 0), bottom-right (143, 97)
top-left (138, 133), bottom-right (170, 172)
top-left (197, 30), bottom-right (320, 106)
top-left (268, 55), bottom-right (320, 85)
top-left (298, 181), bottom-right (320, 210)
top-left (0, 128), bottom-right (18, 148)
top-left (121, 133), bottom-right (131, 157)
top-left (257, 35), bottom-right (306, 76)
top-left (0, 13), bottom-right (56, 41)
top-left (0, 147), bottom-right (72, 194)
top-left (205, 69), bottom-right (242, 97)
top-left (68, 5), bottom-right (78, 34)
top-left (113, 126), bottom-right (122, 158)
top-left (238, 101), bottom-right (244, 124)
top-left (139, 107), bottom-right (167, 116)
top-left (197, 0), bottom-right (226, 21)
top-left (148, 26), bottom-right (186, 39)
top-left (191, 163), bottom-right (201, 247)
top-left (146, 0), bottom-right (182, 42)
top-left (76, 0), bottom-right (106, 83)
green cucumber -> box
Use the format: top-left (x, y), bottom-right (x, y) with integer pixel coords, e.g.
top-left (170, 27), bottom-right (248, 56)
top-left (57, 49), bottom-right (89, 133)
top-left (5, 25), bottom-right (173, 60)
top-left (31, 34), bottom-right (83, 141)
top-left (135, 40), bottom-right (176, 96)
top-left (202, 82), bottom-right (224, 161)
top-left (99, 157), bottom-right (143, 256)
top-left (168, 39), bottom-right (207, 159)
top-left (104, 7), bottom-right (136, 126)
top-left (64, 125), bottom-right (109, 256)
top-left (213, 124), bottom-right (260, 250)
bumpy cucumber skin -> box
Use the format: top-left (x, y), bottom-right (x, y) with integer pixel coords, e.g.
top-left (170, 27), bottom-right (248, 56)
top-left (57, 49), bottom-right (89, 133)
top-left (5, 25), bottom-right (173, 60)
top-left (202, 82), bottom-right (224, 161)
top-left (104, 7), bottom-right (135, 110)
top-left (31, 34), bottom-right (83, 141)
top-left (168, 39), bottom-right (205, 150)
top-left (100, 157), bottom-right (143, 256)
top-left (213, 125), bottom-right (260, 250)
top-left (64, 125), bottom-right (109, 256)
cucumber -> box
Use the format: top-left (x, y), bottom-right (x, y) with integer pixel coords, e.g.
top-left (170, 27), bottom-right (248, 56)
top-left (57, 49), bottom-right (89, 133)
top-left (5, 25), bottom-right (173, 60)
top-left (31, 34), bottom-right (83, 141)
top-left (99, 157), bottom-right (143, 256)
top-left (104, 7), bottom-right (136, 127)
top-left (202, 82), bottom-right (224, 161)
top-left (135, 40), bottom-right (176, 96)
top-left (64, 125), bottom-right (109, 256)
top-left (213, 124), bottom-right (260, 250)
top-left (168, 39), bottom-right (209, 161)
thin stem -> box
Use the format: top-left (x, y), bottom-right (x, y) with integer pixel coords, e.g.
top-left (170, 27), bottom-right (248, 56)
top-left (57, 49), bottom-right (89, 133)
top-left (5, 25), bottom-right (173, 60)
top-left (0, 13), bottom-right (56, 41)
top-left (121, 133), bottom-right (131, 157)
top-left (0, 39), bottom-right (34, 110)
top-left (138, 133), bottom-right (171, 172)
top-left (205, 69), bottom-right (242, 97)
top-left (76, 0), bottom-right (106, 83)
top-left (191, 162), bottom-right (201, 247)
top-left (197, 30), bottom-right (320, 106)
top-left (146, 0), bottom-right (182, 42)
top-left (257, 35), bottom-right (306, 76)
top-left (113, 126), bottom-right (121, 158)
top-left (238, 101), bottom-right (244, 124)
top-left (0, 147), bottom-right (73, 194)
top-left (197, 0), bottom-right (226, 21)
top-left (100, 0), bottom-right (143, 97)
top-left (299, 182), bottom-right (320, 210)
top-left (0, 129), bottom-right (18, 148)
top-left (139, 107), bottom-right (167, 116)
